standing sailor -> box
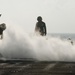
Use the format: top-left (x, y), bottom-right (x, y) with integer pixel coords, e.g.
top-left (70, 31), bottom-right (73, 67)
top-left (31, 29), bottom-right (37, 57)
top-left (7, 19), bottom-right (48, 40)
top-left (35, 16), bottom-right (47, 36)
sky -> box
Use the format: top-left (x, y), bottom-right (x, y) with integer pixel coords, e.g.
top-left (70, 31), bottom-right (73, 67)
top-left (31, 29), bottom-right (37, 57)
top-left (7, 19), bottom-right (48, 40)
top-left (0, 0), bottom-right (75, 33)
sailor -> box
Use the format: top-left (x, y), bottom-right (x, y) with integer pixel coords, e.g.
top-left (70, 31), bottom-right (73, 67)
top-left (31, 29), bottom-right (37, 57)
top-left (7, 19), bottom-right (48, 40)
top-left (35, 16), bottom-right (47, 36)
top-left (0, 14), bottom-right (6, 39)
top-left (68, 38), bottom-right (73, 45)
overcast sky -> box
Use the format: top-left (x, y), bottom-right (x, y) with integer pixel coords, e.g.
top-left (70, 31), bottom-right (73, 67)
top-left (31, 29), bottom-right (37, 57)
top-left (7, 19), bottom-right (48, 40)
top-left (0, 0), bottom-right (75, 33)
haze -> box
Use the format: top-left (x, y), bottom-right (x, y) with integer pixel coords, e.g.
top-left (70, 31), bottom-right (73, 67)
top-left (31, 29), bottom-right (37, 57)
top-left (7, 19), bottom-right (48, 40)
top-left (0, 0), bottom-right (75, 33)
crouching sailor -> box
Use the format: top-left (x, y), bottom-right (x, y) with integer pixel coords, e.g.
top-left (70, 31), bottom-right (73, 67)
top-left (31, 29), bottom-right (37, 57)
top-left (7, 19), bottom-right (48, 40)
top-left (0, 23), bottom-right (6, 39)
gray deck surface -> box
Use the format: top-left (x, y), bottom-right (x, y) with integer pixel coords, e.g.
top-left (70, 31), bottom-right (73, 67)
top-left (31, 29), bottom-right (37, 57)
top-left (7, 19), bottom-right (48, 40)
top-left (0, 60), bottom-right (75, 75)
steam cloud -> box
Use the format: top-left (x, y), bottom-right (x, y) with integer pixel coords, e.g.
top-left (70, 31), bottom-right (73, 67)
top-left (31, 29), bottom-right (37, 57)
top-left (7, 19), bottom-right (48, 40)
top-left (0, 23), bottom-right (75, 61)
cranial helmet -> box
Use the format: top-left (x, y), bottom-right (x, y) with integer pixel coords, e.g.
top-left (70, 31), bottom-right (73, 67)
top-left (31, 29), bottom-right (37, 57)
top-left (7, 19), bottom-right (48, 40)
top-left (0, 23), bottom-right (6, 30)
top-left (37, 16), bottom-right (42, 21)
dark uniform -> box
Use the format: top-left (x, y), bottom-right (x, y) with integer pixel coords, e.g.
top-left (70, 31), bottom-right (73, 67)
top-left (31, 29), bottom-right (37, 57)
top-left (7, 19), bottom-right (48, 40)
top-left (0, 23), bottom-right (6, 39)
top-left (35, 16), bottom-right (47, 36)
top-left (0, 27), bottom-right (3, 39)
top-left (0, 14), bottom-right (1, 17)
top-left (0, 14), bottom-right (6, 39)
top-left (0, 27), bottom-right (3, 35)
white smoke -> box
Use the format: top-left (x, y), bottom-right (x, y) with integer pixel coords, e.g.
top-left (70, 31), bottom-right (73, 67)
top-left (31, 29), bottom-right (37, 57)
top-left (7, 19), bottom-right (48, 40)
top-left (0, 22), bottom-right (75, 61)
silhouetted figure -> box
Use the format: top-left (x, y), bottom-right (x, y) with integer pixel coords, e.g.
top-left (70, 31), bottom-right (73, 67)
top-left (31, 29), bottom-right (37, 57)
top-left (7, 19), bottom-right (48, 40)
top-left (0, 23), bottom-right (6, 39)
top-left (68, 38), bottom-right (73, 45)
top-left (35, 16), bottom-right (47, 36)
top-left (0, 14), bottom-right (6, 39)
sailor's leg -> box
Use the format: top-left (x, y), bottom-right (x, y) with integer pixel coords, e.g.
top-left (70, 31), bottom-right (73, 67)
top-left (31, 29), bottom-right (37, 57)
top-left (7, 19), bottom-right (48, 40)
top-left (1, 34), bottom-right (3, 39)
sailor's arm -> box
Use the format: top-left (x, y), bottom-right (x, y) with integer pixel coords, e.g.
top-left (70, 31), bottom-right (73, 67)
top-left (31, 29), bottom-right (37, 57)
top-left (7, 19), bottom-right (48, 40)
top-left (35, 23), bottom-right (38, 32)
top-left (44, 23), bottom-right (47, 35)
top-left (0, 14), bottom-right (1, 17)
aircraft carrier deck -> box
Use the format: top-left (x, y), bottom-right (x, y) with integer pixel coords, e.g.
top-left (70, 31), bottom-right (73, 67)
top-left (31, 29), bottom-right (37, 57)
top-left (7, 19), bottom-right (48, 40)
top-left (0, 59), bottom-right (75, 75)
